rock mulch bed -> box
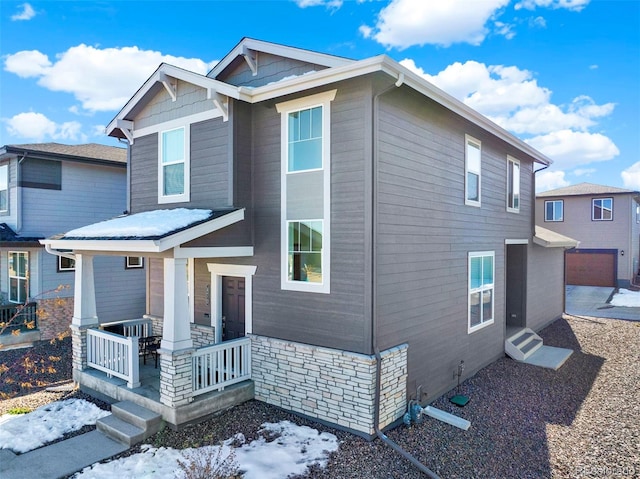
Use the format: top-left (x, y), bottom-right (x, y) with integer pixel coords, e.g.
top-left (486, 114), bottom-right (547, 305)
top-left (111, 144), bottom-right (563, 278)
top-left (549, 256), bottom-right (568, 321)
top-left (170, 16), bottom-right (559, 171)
top-left (2, 316), bottom-right (639, 478)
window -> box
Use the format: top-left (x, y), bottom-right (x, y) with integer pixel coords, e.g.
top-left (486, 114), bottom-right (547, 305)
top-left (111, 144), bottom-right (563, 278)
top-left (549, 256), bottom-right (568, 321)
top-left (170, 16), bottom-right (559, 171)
top-left (8, 251), bottom-right (28, 303)
top-left (287, 220), bottom-right (323, 283)
top-left (158, 126), bottom-right (189, 203)
top-left (125, 256), bottom-right (144, 269)
top-left (287, 106), bottom-right (323, 172)
top-left (545, 200), bottom-right (563, 222)
top-left (465, 135), bottom-right (481, 206)
top-left (0, 164), bottom-right (7, 212)
top-left (58, 256), bottom-right (75, 272)
top-left (506, 156), bottom-right (520, 212)
top-left (19, 159), bottom-right (61, 190)
top-left (468, 252), bottom-right (494, 333)
top-left (592, 198), bottom-right (613, 221)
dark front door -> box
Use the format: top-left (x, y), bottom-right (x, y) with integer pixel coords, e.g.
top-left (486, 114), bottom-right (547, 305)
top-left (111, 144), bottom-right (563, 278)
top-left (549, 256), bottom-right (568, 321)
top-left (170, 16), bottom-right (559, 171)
top-left (222, 276), bottom-right (245, 341)
top-left (506, 244), bottom-right (527, 328)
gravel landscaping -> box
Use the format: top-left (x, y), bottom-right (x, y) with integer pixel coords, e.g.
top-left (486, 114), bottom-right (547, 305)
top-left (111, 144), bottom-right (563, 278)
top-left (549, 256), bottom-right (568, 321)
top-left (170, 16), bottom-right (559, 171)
top-left (1, 315), bottom-right (639, 478)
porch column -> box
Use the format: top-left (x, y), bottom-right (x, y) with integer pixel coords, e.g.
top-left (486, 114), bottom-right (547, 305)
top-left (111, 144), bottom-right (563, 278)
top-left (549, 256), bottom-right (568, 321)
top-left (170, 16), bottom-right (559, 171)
top-left (70, 254), bottom-right (98, 373)
top-left (159, 257), bottom-right (194, 407)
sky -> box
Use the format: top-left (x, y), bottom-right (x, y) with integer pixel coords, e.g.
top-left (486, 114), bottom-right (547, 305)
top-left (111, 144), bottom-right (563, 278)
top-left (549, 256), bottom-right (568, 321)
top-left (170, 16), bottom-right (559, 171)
top-left (0, 0), bottom-right (638, 193)
top-left (0, 398), bottom-right (339, 478)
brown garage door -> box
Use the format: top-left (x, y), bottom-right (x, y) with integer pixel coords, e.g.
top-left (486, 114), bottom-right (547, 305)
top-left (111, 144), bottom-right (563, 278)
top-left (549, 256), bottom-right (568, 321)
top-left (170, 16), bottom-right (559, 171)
top-left (566, 249), bottom-right (616, 287)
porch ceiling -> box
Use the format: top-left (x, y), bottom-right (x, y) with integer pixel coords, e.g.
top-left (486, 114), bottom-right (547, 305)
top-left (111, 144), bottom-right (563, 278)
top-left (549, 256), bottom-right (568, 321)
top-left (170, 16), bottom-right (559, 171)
top-left (40, 207), bottom-right (245, 255)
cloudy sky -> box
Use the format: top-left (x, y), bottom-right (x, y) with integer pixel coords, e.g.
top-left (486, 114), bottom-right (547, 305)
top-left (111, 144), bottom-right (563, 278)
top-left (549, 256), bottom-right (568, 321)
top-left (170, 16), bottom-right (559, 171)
top-left (1, 0), bottom-right (638, 192)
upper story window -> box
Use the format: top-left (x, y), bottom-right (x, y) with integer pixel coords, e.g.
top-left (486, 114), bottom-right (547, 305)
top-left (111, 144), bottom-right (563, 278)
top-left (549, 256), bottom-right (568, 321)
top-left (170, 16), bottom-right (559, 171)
top-left (592, 197), bottom-right (613, 221)
top-left (20, 159), bottom-right (61, 190)
top-left (158, 126), bottom-right (190, 204)
top-left (288, 220), bottom-right (323, 283)
top-left (465, 135), bottom-right (481, 207)
top-left (545, 200), bottom-right (563, 222)
top-left (468, 251), bottom-right (494, 333)
top-left (0, 164), bottom-right (8, 213)
top-left (506, 156), bottom-right (520, 213)
top-left (287, 106), bottom-right (323, 172)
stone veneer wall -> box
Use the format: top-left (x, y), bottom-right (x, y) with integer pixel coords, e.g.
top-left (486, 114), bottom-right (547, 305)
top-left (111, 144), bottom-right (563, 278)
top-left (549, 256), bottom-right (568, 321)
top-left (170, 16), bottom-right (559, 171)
top-left (190, 324), bottom-right (215, 348)
top-left (250, 334), bottom-right (408, 437)
top-left (37, 297), bottom-right (74, 340)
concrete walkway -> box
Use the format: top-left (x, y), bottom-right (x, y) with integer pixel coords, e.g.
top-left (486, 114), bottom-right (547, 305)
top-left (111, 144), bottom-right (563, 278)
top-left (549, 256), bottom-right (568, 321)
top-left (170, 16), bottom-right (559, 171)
top-left (565, 285), bottom-right (640, 321)
top-left (0, 430), bottom-right (128, 479)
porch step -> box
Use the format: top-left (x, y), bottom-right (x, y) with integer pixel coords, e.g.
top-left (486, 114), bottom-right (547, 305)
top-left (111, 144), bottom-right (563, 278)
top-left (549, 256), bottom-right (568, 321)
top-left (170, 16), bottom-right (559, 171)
top-left (96, 401), bottom-right (163, 446)
top-left (505, 328), bottom-right (544, 361)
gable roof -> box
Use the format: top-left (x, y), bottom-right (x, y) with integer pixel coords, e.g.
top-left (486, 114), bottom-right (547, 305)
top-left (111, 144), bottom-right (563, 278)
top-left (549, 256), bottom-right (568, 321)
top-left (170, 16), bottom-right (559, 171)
top-left (537, 182), bottom-right (639, 198)
top-left (106, 38), bottom-right (552, 166)
top-left (0, 143), bottom-right (126, 166)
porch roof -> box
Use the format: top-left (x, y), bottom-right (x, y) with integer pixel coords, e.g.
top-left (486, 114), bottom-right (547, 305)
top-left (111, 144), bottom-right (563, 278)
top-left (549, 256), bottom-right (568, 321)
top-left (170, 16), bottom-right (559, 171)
top-left (40, 207), bottom-right (245, 254)
top-left (533, 226), bottom-right (579, 249)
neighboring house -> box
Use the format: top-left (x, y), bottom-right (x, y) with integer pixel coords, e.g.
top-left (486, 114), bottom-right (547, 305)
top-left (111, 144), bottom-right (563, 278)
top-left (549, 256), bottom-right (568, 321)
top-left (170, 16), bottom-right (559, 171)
top-left (42, 38), bottom-right (574, 438)
top-left (0, 143), bottom-right (146, 346)
top-left (536, 182), bottom-right (640, 288)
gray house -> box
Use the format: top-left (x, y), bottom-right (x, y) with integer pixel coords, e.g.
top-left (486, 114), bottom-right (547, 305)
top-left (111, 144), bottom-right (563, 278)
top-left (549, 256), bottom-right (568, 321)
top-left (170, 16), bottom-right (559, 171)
top-left (536, 182), bottom-right (640, 288)
top-left (42, 39), bottom-right (573, 437)
top-left (0, 143), bottom-right (146, 346)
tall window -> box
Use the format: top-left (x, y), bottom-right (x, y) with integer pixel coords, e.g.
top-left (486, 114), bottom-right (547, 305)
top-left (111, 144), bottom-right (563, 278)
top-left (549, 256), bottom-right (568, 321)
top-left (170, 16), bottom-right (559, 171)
top-left (287, 106), bottom-right (323, 172)
top-left (9, 251), bottom-right (28, 303)
top-left (288, 220), bottom-right (323, 283)
top-left (465, 135), bottom-right (481, 206)
top-left (159, 126), bottom-right (189, 203)
top-left (0, 164), bottom-right (7, 212)
top-left (469, 252), bottom-right (494, 333)
top-left (592, 198), bottom-right (613, 221)
top-left (545, 200), bottom-right (563, 222)
top-left (507, 156), bottom-right (520, 213)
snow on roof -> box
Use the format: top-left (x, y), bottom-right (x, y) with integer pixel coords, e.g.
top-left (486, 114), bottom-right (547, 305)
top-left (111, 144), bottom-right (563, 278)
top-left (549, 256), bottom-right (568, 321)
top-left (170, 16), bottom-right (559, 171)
top-left (63, 208), bottom-right (213, 239)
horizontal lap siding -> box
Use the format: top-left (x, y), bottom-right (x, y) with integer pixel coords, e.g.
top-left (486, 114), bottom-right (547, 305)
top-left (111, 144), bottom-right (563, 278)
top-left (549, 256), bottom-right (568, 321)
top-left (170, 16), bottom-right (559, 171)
top-left (527, 245), bottom-right (564, 331)
top-left (375, 87), bottom-right (534, 401)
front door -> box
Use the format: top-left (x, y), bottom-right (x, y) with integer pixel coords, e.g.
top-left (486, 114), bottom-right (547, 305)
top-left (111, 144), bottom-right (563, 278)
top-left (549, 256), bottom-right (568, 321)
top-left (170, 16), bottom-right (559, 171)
top-left (506, 244), bottom-right (527, 328)
top-left (222, 276), bottom-right (245, 341)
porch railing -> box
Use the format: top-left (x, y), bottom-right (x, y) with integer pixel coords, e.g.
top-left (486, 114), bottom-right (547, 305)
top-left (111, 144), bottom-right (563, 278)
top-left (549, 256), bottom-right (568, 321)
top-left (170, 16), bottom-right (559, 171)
top-left (192, 337), bottom-right (251, 396)
top-left (87, 328), bottom-right (140, 388)
top-left (0, 302), bottom-right (37, 335)
top-left (100, 318), bottom-right (152, 338)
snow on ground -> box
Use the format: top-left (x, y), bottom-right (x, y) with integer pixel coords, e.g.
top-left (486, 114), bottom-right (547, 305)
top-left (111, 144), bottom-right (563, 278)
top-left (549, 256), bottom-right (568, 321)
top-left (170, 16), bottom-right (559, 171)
top-left (0, 398), bottom-right (109, 453)
top-left (64, 208), bottom-right (212, 238)
top-left (610, 288), bottom-right (640, 307)
top-left (0, 399), bottom-right (339, 478)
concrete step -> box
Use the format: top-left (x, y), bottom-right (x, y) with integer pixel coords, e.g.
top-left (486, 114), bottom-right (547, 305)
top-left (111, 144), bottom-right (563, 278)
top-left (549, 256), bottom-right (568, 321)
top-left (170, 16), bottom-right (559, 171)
top-left (505, 328), bottom-right (544, 361)
top-left (96, 414), bottom-right (145, 447)
top-left (111, 400), bottom-right (162, 436)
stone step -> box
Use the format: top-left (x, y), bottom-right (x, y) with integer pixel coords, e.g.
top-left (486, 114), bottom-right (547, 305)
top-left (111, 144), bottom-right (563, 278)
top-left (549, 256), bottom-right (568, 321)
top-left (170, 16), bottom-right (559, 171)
top-left (96, 414), bottom-right (145, 447)
top-left (111, 400), bottom-right (162, 435)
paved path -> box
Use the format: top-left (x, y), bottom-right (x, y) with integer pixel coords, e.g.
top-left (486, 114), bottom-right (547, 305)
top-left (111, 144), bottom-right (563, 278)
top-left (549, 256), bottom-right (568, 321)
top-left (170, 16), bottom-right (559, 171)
top-left (565, 285), bottom-right (640, 321)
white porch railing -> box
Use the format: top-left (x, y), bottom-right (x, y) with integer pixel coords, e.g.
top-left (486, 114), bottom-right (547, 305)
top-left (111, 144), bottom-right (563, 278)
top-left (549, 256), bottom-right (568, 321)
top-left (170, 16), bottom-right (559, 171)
top-left (192, 337), bottom-right (251, 396)
top-left (87, 328), bottom-right (140, 388)
top-left (100, 318), bottom-right (152, 338)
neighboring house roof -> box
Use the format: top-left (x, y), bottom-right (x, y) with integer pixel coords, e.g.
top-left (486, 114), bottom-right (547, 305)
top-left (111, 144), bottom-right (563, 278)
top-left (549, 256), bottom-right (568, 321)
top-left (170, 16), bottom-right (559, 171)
top-left (533, 226), bottom-right (579, 249)
top-left (0, 143), bottom-right (127, 166)
top-left (0, 223), bottom-right (43, 247)
top-left (106, 38), bottom-right (552, 167)
top-left (537, 182), bottom-right (639, 198)
top-left (42, 208), bottom-right (245, 253)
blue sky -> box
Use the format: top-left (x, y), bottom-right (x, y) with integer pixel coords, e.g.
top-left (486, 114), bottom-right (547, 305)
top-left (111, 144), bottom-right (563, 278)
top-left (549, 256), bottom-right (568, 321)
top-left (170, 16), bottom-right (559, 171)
top-left (0, 0), bottom-right (638, 192)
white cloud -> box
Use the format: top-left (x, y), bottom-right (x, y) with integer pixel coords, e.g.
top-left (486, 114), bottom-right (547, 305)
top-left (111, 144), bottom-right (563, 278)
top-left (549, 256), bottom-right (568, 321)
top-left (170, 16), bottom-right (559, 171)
top-left (621, 162), bottom-right (640, 190)
top-left (526, 130), bottom-right (619, 168)
top-left (530, 16), bottom-right (547, 27)
top-left (515, 0), bottom-right (590, 12)
top-left (4, 112), bottom-right (86, 142)
top-left (494, 21), bottom-right (516, 40)
top-left (536, 170), bottom-right (570, 192)
top-left (364, 0), bottom-right (510, 49)
top-left (4, 44), bottom-right (218, 113)
top-left (573, 168), bottom-right (596, 177)
top-left (294, 0), bottom-right (343, 8)
top-left (11, 3), bottom-right (36, 21)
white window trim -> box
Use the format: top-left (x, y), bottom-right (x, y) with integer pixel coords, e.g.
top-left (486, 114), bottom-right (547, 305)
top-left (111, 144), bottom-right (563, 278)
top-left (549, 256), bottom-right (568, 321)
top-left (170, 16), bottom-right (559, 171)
top-left (158, 125), bottom-right (190, 204)
top-left (592, 197), bottom-right (613, 221)
top-left (0, 164), bottom-right (8, 213)
top-left (125, 256), bottom-right (144, 269)
top-left (544, 200), bottom-right (564, 222)
top-left (468, 251), bottom-right (495, 334)
top-left (58, 256), bottom-right (75, 272)
top-left (465, 134), bottom-right (481, 207)
top-left (506, 155), bottom-right (520, 213)
top-left (276, 90), bottom-right (336, 294)
top-left (8, 250), bottom-right (28, 304)
top-left (207, 263), bottom-right (257, 343)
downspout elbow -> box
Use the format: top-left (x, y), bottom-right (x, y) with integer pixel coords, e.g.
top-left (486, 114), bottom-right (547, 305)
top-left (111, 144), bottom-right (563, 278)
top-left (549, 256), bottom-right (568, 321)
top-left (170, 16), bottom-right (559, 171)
top-left (44, 243), bottom-right (75, 261)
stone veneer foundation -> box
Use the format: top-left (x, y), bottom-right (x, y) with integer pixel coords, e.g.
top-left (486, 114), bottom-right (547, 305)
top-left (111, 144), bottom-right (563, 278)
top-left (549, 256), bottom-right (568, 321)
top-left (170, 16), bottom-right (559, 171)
top-left (37, 297), bottom-right (74, 340)
top-left (250, 334), bottom-right (408, 437)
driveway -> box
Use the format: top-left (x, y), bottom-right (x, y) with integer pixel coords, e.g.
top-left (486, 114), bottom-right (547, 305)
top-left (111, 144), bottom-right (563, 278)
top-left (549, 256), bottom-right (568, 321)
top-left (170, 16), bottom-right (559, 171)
top-left (565, 285), bottom-right (640, 321)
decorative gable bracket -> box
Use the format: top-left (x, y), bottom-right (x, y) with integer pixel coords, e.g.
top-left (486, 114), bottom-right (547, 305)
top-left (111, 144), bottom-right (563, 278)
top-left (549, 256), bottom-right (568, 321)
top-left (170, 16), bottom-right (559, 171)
top-left (208, 90), bottom-right (229, 122)
top-left (116, 119), bottom-right (134, 144)
top-left (158, 72), bottom-right (177, 101)
top-left (241, 46), bottom-right (258, 76)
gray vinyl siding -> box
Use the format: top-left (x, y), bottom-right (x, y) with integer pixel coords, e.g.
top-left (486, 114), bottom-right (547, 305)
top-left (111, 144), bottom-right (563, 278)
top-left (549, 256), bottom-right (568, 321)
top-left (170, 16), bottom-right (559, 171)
top-left (526, 244), bottom-right (565, 332)
top-left (217, 52), bottom-right (330, 88)
top-left (374, 86), bottom-right (536, 401)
